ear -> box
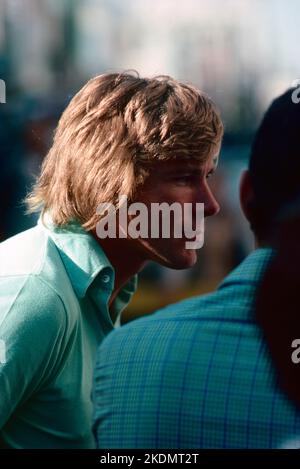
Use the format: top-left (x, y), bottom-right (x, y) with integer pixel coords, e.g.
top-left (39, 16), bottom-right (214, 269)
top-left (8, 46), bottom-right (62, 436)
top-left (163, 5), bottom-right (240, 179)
top-left (239, 170), bottom-right (254, 223)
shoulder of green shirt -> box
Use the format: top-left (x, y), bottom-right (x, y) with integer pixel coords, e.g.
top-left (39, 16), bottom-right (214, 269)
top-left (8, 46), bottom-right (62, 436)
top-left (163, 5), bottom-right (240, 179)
top-left (0, 272), bottom-right (69, 427)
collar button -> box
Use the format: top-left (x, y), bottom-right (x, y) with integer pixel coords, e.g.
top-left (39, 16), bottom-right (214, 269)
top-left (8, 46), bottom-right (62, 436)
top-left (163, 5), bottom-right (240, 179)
top-left (102, 274), bottom-right (110, 284)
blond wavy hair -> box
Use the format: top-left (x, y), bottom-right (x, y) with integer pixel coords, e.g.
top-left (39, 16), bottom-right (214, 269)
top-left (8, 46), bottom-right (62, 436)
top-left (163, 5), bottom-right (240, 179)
top-left (26, 72), bottom-right (223, 230)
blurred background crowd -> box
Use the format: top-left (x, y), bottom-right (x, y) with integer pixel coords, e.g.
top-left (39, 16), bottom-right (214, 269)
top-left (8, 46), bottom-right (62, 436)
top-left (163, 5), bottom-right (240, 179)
top-left (0, 0), bottom-right (298, 322)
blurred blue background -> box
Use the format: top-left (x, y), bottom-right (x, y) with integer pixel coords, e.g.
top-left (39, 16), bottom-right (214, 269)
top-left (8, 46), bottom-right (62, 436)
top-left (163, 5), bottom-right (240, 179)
top-left (0, 0), bottom-right (299, 321)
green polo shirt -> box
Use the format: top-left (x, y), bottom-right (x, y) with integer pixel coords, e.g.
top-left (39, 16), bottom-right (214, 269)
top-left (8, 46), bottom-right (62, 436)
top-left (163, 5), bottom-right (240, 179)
top-left (0, 214), bottom-right (137, 448)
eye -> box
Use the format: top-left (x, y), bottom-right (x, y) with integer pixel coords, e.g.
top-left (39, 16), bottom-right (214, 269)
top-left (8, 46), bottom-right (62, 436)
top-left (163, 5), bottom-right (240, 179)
top-left (172, 175), bottom-right (193, 186)
top-left (206, 170), bottom-right (215, 180)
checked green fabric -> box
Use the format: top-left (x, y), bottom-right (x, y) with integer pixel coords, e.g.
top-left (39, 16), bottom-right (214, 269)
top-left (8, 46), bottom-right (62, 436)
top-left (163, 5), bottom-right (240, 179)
top-left (0, 214), bottom-right (137, 448)
top-left (93, 248), bottom-right (300, 448)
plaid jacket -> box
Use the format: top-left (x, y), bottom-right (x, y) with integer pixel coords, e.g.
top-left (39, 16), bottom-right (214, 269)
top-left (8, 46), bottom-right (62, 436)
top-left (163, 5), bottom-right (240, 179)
top-left (93, 248), bottom-right (300, 448)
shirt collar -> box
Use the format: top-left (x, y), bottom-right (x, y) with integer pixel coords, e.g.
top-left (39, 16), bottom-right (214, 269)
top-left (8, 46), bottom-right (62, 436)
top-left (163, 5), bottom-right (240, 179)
top-left (37, 213), bottom-right (138, 315)
top-left (218, 247), bottom-right (275, 290)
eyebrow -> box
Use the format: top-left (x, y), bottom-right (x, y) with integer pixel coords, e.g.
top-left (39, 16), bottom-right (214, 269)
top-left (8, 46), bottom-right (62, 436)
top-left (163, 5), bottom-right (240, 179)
top-left (160, 155), bottom-right (219, 176)
top-left (165, 167), bottom-right (202, 176)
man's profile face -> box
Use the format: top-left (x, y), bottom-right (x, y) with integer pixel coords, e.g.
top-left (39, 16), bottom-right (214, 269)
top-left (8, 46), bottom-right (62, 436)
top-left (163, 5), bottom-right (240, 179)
top-left (130, 152), bottom-right (220, 269)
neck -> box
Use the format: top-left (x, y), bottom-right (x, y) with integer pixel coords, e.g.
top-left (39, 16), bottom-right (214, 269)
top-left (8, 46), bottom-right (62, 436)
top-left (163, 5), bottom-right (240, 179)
top-left (254, 234), bottom-right (276, 249)
top-left (92, 232), bottom-right (147, 306)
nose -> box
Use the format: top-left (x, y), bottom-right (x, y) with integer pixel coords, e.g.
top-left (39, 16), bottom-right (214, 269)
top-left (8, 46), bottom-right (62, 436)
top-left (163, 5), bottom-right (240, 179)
top-left (203, 185), bottom-right (220, 218)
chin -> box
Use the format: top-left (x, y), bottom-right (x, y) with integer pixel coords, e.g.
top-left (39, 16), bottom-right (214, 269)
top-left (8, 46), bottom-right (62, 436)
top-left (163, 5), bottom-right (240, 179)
top-left (164, 249), bottom-right (198, 269)
top-left (140, 239), bottom-right (199, 269)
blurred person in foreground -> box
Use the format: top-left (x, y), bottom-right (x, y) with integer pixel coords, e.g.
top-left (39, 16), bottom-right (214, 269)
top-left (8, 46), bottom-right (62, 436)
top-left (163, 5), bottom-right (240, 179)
top-left (0, 72), bottom-right (223, 448)
top-left (256, 198), bottom-right (300, 447)
top-left (93, 88), bottom-right (300, 449)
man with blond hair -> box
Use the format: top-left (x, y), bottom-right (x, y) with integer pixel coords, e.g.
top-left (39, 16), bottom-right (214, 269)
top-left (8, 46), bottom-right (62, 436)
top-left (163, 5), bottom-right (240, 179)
top-left (0, 72), bottom-right (223, 448)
